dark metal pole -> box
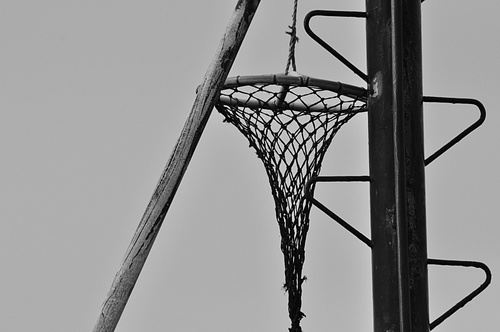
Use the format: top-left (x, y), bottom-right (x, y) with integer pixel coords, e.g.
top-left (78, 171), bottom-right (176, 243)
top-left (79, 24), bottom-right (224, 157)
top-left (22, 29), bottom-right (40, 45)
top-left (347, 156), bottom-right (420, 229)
top-left (401, 1), bottom-right (429, 331)
top-left (366, 0), bottom-right (428, 331)
top-left (366, 0), bottom-right (411, 330)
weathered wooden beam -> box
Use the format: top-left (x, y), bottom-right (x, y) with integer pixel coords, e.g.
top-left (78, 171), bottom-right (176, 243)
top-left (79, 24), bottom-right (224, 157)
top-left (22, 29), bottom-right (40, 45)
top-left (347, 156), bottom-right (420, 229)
top-left (91, 1), bottom-right (261, 331)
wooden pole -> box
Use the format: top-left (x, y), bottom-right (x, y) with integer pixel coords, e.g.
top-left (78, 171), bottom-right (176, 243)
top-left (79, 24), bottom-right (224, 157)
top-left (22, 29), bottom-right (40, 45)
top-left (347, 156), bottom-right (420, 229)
top-left (92, 1), bottom-right (261, 331)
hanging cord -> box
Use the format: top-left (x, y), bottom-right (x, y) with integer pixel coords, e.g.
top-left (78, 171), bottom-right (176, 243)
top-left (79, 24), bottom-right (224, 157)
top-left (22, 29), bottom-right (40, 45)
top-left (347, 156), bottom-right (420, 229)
top-left (285, 0), bottom-right (299, 74)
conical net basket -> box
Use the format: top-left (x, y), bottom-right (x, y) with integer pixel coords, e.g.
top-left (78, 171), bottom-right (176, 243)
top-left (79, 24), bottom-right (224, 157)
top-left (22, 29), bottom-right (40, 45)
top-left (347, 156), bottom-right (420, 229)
top-left (215, 74), bottom-right (367, 331)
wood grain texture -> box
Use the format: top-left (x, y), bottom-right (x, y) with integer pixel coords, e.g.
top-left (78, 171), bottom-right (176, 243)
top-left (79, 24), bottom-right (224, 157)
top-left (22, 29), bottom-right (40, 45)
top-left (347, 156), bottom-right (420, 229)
top-left (92, 1), bottom-right (261, 331)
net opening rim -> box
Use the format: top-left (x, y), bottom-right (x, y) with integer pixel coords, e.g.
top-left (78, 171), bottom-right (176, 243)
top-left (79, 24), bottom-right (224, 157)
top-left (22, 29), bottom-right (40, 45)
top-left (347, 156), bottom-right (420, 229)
top-left (221, 73), bottom-right (368, 100)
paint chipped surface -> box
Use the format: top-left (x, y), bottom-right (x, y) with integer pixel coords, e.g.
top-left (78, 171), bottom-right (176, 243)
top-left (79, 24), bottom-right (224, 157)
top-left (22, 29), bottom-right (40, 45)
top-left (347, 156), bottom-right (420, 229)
top-left (371, 71), bottom-right (383, 98)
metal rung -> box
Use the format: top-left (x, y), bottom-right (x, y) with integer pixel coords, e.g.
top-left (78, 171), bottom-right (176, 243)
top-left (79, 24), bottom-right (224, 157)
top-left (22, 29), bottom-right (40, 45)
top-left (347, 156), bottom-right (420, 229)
top-left (304, 10), bottom-right (368, 82)
top-left (428, 258), bottom-right (492, 330)
top-left (305, 175), bottom-right (371, 247)
top-left (424, 96), bottom-right (486, 165)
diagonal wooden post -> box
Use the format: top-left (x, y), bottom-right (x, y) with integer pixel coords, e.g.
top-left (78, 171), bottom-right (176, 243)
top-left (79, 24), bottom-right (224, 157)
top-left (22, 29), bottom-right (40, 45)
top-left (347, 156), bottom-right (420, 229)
top-left (92, 1), bottom-right (261, 331)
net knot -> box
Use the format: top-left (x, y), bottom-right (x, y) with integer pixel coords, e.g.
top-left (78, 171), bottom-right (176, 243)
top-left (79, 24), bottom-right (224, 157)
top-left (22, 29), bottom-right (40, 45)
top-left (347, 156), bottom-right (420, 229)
top-left (286, 25), bottom-right (299, 43)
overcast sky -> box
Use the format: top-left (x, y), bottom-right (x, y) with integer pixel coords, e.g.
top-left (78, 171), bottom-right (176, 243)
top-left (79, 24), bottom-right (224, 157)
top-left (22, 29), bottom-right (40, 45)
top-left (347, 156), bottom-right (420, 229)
top-left (1, 1), bottom-right (498, 331)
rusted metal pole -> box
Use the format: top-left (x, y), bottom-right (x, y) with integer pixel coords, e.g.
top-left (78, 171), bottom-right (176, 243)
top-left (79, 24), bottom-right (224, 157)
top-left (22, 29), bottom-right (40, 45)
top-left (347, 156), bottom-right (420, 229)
top-left (366, 0), bottom-right (411, 331)
top-left (91, 1), bottom-right (261, 331)
top-left (366, 0), bottom-right (428, 331)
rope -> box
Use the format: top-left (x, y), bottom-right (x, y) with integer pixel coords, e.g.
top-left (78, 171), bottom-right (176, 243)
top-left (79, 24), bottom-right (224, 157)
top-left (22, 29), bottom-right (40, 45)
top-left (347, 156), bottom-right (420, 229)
top-left (285, 0), bottom-right (299, 74)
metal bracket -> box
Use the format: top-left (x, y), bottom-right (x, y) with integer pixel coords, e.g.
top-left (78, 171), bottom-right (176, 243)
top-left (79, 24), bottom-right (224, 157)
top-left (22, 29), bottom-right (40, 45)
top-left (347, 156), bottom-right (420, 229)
top-left (304, 10), bottom-right (368, 83)
top-left (305, 176), bottom-right (492, 330)
top-left (424, 96), bottom-right (486, 165)
top-left (304, 179), bottom-right (491, 329)
top-left (305, 175), bottom-right (372, 247)
top-left (428, 258), bottom-right (492, 330)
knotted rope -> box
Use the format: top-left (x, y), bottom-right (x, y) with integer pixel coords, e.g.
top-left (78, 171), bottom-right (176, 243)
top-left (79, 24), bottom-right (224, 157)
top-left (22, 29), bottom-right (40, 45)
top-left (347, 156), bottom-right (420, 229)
top-left (285, 0), bottom-right (299, 74)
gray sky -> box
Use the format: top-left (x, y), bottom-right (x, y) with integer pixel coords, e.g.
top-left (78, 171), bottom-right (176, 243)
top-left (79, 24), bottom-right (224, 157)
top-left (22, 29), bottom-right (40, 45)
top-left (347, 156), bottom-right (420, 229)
top-left (1, 1), bottom-right (498, 331)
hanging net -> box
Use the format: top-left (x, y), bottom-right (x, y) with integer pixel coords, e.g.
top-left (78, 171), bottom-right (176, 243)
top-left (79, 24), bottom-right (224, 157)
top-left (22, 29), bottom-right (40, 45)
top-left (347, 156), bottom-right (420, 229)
top-left (215, 74), bottom-right (367, 331)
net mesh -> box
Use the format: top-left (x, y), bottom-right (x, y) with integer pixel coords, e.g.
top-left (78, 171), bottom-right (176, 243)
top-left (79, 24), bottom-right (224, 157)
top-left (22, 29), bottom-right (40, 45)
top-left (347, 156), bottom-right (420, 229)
top-left (215, 74), bottom-right (367, 331)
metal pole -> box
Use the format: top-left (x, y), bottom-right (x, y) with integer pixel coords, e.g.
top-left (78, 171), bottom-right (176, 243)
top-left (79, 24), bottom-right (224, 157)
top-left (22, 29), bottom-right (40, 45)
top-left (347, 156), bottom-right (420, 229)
top-left (366, 0), bottom-right (428, 331)
top-left (401, 1), bottom-right (429, 331)
top-left (366, 0), bottom-right (410, 331)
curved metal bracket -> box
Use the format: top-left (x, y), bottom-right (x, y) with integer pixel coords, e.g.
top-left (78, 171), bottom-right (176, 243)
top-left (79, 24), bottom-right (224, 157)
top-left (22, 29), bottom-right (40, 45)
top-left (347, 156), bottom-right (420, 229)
top-left (424, 96), bottom-right (486, 166)
top-left (305, 175), bottom-right (372, 247)
top-left (428, 258), bottom-right (492, 330)
top-left (304, 10), bottom-right (368, 83)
